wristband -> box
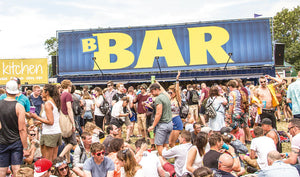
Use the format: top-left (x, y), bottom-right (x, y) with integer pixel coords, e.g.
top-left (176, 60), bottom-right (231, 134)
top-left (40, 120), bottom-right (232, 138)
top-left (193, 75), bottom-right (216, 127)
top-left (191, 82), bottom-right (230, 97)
top-left (286, 153), bottom-right (288, 157)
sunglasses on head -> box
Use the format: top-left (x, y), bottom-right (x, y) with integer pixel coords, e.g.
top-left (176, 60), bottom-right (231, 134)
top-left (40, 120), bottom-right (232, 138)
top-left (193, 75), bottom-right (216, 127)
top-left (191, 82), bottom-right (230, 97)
top-left (59, 166), bottom-right (68, 172)
top-left (94, 151), bottom-right (105, 156)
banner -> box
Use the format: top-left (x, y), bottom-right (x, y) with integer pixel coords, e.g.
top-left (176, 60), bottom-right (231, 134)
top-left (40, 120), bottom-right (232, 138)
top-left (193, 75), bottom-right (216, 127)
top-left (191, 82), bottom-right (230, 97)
top-left (58, 18), bottom-right (272, 75)
top-left (0, 58), bottom-right (48, 85)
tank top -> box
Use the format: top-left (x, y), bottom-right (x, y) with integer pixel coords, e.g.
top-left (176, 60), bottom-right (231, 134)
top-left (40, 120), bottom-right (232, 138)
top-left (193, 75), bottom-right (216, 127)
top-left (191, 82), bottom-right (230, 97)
top-left (42, 101), bottom-right (61, 135)
top-left (0, 100), bottom-right (20, 144)
top-left (170, 99), bottom-right (180, 115)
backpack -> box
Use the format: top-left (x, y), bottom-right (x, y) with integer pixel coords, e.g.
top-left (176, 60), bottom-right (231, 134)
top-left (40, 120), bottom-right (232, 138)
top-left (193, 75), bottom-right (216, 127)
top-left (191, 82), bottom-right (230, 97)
top-left (99, 96), bottom-right (110, 115)
top-left (176, 98), bottom-right (189, 119)
top-left (190, 90), bottom-right (199, 104)
top-left (205, 97), bottom-right (217, 118)
top-left (238, 89), bottom-right (249, 113)
top-left (72, 94), bottom-right (83, 116)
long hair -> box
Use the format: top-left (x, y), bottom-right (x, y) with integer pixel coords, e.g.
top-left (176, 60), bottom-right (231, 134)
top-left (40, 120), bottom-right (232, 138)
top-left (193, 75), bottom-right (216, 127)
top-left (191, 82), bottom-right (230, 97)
top-left (52, 157), bottom-right (71, 177)
top-left (194, 132), bottom-right (208, 156)
top-left (44, 84), bottom-right (61, 111)
top-left (117, 149), bottom-right (141, 177)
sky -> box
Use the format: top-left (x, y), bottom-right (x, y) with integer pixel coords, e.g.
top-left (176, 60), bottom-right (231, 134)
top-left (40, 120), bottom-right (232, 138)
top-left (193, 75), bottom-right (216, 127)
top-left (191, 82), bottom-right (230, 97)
top-left (0, 0), bottom-right (299, 59)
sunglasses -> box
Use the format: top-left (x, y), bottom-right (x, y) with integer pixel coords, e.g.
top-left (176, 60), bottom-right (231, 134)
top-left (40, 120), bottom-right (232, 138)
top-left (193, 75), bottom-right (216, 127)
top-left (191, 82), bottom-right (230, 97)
top-left (30, 134), bottom-right (36, 136)
top-left (107, 84), bottom-right (112, 87)
top-left (58, 166), bottom-right (68, 172)
top-left (94, 151), bottom-right (105, 156)
top-left (168, 91), bottom-right (173, 95)
top-left (260, 81), bottom-right (266, 83)
top-left (288, 126), bottom-right (295, 132)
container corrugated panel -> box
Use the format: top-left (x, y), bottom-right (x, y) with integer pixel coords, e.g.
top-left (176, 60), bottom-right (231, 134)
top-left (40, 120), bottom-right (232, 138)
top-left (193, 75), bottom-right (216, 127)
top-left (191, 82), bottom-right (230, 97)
top-left (57, 18), bottom-right (272, 76)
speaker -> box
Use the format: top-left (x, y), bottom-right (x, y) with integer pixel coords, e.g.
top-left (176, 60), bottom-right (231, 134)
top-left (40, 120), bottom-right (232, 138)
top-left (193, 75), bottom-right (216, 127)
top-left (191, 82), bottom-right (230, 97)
top-left (274, 43), bottom-right (285, 66)
top-left (52, 56), bottom-right (57, 76)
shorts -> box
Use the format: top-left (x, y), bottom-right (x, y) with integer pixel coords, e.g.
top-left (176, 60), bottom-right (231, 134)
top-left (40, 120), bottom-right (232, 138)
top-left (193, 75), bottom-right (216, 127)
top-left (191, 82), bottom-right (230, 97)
top-left (110, 117), bottom-right (124, 128)
top-left (137, 113), bottom-right (147, 131)
top-left (124, 116), bottom-right (131, 126)
top-left (0, 140), bottom-right (23, 167)
top-left (130, 112), bottom-right (137, 122)
top-left (172, 115), bottom-right (183, 130)
top-left (154, 121), bottom-right (173, 146)
top-left (40, 133), bottom-right (62, 147)
top-left (62, 132), bottom-right (77, 146)
top-left (232, 112), bottom-right (248, 128)
top-left (188, 104), bottom-right (198, 118)
top-left (83, 111), bottom-right (93, 120)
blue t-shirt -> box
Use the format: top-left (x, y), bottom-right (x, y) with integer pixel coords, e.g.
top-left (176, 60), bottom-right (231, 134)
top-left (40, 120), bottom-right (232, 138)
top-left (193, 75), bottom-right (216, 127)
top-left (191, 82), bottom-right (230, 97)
top-left (83, 157), bottom-right (115, 177)
top-left (0, 94), bottom-right (30, 112)
top-left (30, 95), bottom-right (44, 115)
top-left (287, 79), bottom-right (300, 115)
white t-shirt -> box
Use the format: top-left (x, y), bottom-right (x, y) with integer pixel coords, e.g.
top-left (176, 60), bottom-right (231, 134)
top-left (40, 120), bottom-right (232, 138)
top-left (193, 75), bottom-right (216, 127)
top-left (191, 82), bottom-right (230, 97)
top-left (84, 99), bottom-right (94, 111)
top-left (42, 101), bottom-right (61, 134)
top-left (250, 136), bottom-right (276, 169)
top-left (291, 133), bottom-right (300, 163)
top-left (139, 151), bottom-right (161, 177)
top-left (94, 96), bottom-right (104, 116)
top-left (111, 101), bottom-right (126, 121)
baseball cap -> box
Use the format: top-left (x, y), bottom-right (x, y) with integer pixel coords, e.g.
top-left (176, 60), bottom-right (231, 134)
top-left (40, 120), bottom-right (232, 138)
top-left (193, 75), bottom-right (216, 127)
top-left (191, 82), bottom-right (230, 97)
top-left (34, 158), bottom-right (52, 177)
top-left (261, 118), bottom-right (272, 125)
top-left (6, 80), bottom-right (19, 94)
top-left (149, 83), bottom-right (160, 91)
top-left (220, 126), bottom-right (233, 134)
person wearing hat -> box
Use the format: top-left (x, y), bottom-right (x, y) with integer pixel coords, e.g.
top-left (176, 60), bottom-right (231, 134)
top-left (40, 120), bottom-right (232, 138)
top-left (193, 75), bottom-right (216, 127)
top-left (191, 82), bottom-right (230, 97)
top-left (34, 158), bottom-right (53, 177)
top-left (0, 80), bottom-right (29, 177)
top-left (0, 77), bottom-right (31, 119)
top-left (261, 118), bottom-right (282, 153)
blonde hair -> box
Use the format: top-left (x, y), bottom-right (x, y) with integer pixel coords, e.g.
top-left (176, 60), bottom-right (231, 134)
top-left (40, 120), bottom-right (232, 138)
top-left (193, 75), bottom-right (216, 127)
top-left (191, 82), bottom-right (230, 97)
top-left (16, 167), bottom-right (34, 177)
top-left (85, 122), bottom-right (101, 134)
top-left (61, 80), bottom-right (72, 89)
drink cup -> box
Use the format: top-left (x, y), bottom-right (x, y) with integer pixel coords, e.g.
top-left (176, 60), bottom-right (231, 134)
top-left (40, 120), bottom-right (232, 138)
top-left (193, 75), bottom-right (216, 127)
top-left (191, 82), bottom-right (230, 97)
top-left (30, 106), bottom-right (36, 113)
top-left (262, 101), bottom-right (266, 108)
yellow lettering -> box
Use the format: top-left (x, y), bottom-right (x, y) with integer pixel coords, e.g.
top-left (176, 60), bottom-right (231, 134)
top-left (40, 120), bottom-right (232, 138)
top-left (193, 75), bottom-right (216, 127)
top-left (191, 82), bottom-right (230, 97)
top-left (82, 38), bottom-right (97, 52)
top-left (188, 26), bottom-right (233, 65)
top-left (135, 29), bottom-right (186, 68)
top-left (93, 33), bottom-right (134, 70)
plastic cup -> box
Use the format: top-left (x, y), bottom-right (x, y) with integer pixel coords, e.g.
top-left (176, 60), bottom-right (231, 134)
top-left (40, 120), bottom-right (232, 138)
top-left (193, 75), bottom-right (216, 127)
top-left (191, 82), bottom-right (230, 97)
top-left (30, 106), bottom-right (36, 113)
top-left (151, 75), bottom-right (155, 84)
top-left (262, 101), bottom-right (266, 108)
top-left (149, 130), bottom-right (154, 139)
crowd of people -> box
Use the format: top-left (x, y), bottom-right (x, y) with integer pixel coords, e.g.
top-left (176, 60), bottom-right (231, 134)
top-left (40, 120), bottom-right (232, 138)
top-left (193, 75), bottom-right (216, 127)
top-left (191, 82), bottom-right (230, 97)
top-left (0, 70), bottom-right (299, 177)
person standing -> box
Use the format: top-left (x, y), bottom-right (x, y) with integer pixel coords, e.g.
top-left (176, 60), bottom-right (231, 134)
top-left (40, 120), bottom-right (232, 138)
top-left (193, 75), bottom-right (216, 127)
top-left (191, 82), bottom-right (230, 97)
top-left (30, 84), bottom-right (62, 162)
top-left (287, 71), bottom-right (300, 118)
top-left (29, 85), bottom-right (44, 115)
top-left (0, 77), bottom-right (31, 124)
top-left (257, 75), bottom-right (282, 129)
top-left (133, 84), bottom-right (149, 139)
top-left (0, 80), bottom-right (29, 177)
top-left (94, 87), bottom-right (105, 130)
top-left (59, 79), bottom-right (77, 164)
top-left (148, 83), bottom-right (173, 156)
top-left (104, 81), bottom-right (117, 125)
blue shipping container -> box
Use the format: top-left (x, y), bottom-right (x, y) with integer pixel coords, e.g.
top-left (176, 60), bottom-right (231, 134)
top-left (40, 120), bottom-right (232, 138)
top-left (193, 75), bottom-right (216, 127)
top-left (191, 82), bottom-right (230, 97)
top-left (57, 18), bottom-right (272, 75)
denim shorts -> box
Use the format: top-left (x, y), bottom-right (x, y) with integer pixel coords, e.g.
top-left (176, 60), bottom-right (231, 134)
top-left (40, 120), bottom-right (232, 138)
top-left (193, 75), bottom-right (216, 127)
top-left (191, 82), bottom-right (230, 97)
top-left (0, 140), bottom-right (23, 167)
top-left (154, 121), bottom-right (173, 145)
top-left (172, 115), bottom-right (183, 130)
top-left (83, 111), bottom-right (93, 120)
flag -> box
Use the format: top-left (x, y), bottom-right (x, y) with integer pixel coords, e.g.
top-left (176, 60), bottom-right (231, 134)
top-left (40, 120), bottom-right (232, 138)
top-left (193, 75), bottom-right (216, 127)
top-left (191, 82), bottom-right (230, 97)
top-left (254, 13), bottom-right (262, 18)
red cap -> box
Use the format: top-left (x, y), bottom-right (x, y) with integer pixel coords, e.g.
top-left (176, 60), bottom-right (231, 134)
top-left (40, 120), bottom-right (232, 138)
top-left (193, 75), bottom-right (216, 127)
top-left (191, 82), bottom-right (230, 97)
top-left (34, 158), bottom-right (52, 177)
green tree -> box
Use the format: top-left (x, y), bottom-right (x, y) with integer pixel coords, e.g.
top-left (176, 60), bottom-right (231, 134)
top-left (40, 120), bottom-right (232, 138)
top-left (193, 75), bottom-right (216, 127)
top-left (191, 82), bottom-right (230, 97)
top-left (44, 37), bottom-right (58, 56)
top-left (273, 6), bottom-right (300, 70)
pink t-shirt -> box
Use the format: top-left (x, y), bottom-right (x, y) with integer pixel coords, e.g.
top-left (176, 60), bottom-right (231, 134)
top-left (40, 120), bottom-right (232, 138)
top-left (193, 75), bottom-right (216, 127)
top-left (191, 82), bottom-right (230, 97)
top-left (60, 92), bottom-right (73, 115)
